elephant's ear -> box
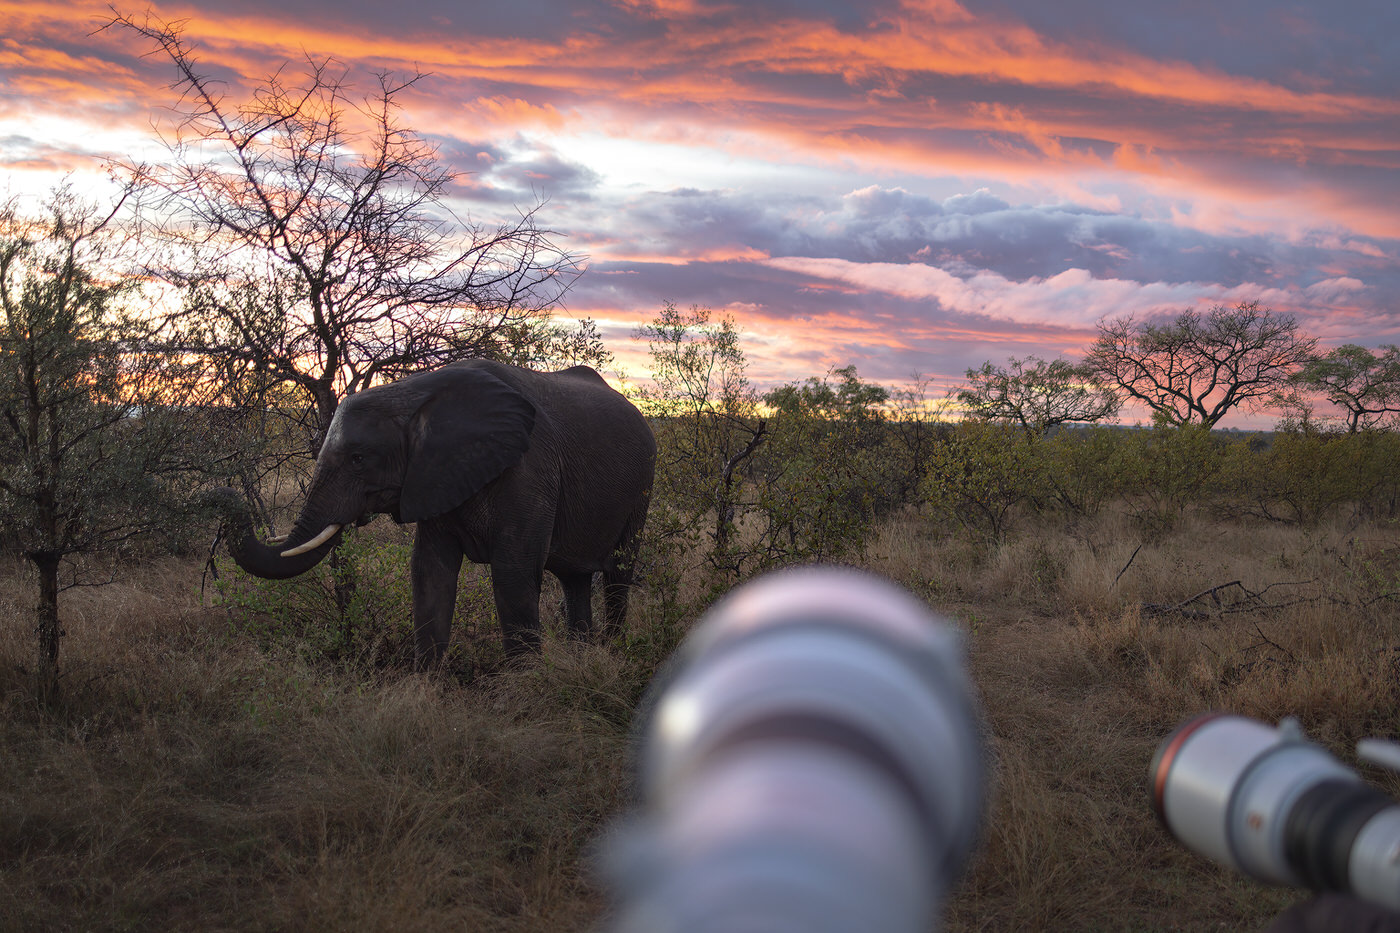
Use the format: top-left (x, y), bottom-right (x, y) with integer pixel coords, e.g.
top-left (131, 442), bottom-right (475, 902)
top-left (400, 369), bottom-right (537, 523)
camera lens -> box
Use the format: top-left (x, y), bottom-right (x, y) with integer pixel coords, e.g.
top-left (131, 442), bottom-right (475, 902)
top-left (1151, 713), bottom-right (1400, 911)
top-left (606, 567), bottom-right (986, 933)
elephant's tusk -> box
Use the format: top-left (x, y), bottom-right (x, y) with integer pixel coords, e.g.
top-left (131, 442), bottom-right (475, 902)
top-left (280, 523), bottom-right (342, 557)
top-left (266, 534), bottom-right (288, 545)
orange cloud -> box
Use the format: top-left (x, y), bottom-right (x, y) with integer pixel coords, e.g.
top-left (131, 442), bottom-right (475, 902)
top-left (460, 96), bottom-right (570, 133)
top-left (14, 0), bottom-right (1385, 219)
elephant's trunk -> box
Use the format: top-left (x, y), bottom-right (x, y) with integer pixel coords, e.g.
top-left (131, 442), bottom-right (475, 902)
top-left (204, 486), bottom-right (343, 579)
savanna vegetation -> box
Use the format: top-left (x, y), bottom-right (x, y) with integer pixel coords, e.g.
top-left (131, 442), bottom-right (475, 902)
top-left (5, 14), bottom-right (1400, 931)
top-left (3, 408), bottom-right (1399, 931)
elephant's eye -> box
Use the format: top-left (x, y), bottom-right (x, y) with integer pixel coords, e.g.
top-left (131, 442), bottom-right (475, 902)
top-left (349, 453), bottom-right (365, 468)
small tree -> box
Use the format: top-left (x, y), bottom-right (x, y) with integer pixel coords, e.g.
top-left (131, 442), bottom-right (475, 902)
top-left (885, 374), bottom-right (953, 506)
top-left (107, 11), bottom-right (583, 451)
top-left (0, 187), bottom-right (217, 682)
top-left (757, 366), bottom-right (891, 562)
top-left (958, 355), bottom-right (1120, 436)
top-left (633, 303), bottom-right (766, 584)
top-left (1086, 302), bottom-right (1316, 428)
top-left (1285, 344), bottom-right (1400, 433)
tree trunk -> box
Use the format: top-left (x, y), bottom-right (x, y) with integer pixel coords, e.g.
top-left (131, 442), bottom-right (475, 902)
top-left (31, 551), bottom-right (61, 687)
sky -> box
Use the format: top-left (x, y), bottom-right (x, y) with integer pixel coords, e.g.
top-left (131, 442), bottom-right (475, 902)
top-left (2, 0), bottom-right (1398, 425)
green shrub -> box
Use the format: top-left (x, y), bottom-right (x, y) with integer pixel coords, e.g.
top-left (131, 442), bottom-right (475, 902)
top-left (1041, 427), bottom-right (1131, 520)
top-left (1112, 423), bottom-right (1228, 534)
top-left (752, 366), bottom-right (892, 566)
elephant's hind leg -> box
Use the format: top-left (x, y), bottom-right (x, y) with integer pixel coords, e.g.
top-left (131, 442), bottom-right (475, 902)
top-left (601, 545), bottom-right (639, 637)
top-left (558, 571), bottom-right (595, 639)
top-left (601, 576), bottom-right (631, 638)
top-left (601, 516), bottom-right (646, 638)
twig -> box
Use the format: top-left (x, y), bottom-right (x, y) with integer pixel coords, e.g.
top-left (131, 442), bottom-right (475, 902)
top-left (1250, 619), bottom-right (1297, 664)
top-left (1113, 543), bottom-right (1143, 589)
top-left (200, 524), bottom-right (225, 600)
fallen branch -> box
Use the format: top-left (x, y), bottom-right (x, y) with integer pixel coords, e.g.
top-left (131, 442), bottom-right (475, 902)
top-left (1142, 579), bottom-right (1319, 619)
top-left (1143, 580), bottom-right (1242, 617)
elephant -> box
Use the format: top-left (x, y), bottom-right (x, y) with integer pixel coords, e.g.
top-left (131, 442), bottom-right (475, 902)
top-left (209, 360), bottom-right (656, 667)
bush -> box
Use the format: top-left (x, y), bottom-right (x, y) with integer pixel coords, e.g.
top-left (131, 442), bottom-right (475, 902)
top-left (1221, 429), bottom-right (1400, 525)
top-left (211, 526), bottom-right (496, 673)
top-left (1112, 423), bottom-right (1229, 534)
top-left (922, 421), bottom-right (1047, 542)
top-left (1041, 427), bottom-right (1132, 521)
top-left (752, 366), bottom-right (891, 565)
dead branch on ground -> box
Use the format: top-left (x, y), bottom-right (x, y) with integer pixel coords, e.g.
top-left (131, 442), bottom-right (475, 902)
top-left (1142, 579), bottom-right (1319, 620)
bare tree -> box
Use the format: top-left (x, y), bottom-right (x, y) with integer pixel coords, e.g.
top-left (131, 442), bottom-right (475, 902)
top-left (105, 10), bottom-right (583, 450)
top-left (1284, 344), bottom-right (1400, 433)
top-left (1086, 302), bottom-right (1316, 428)
top-left (0, 185), bottom-right (220, 683)
top-left (957, 355), bottom-right (1120, 436)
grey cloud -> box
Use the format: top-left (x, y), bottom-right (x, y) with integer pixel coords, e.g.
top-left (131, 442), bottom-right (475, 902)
top-left (570, 257), bottom-right (1092, 388)
top-left (974, 0), bottom-right (1400, 99)
top-left (435, 137), bottom-right (603, 204)
top-left (594, 183), bottom-right (1322, 288)
top-left (491, 150), bottom-right (603, 201)
top-left (557, 180), bottom-right (1400, 371)
top-left (212, 0), bottom-right (638, 44)
top-left (203, 0), bottom-right (894, 47)
top-left (0, 134), bottom-right (121, 173)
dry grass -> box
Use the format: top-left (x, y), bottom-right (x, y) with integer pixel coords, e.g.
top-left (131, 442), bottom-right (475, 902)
top-left (874, 509), bottom-right (1400, 930)
top-left (0, 558), bottom-right (624, 932)
top-left (3, 507), bottom-right (1399, 931)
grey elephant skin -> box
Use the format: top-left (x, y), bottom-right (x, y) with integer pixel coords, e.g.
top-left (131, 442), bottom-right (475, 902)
top-left (209, 360), bottom-right (656, 666)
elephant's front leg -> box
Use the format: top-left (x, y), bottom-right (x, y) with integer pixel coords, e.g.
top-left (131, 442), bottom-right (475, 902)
top-left (489, 553), bottom-right (545, 657)
top-left (411, 522), bottom-right (464, 669)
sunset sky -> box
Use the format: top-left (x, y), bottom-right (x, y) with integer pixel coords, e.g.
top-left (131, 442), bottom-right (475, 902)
top-left (2, 0), bottom-right (1397, 424)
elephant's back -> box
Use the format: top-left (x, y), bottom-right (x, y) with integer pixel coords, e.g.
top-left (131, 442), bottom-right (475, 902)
top-left (464, 358), bottom-right (654, 488)
top-left (520, 367), bottom-right (654, 565)
top-left (527, 367), bottom-right (652, 450)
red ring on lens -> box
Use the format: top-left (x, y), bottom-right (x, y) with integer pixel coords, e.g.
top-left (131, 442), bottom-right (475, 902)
top-left (1150, 712), bottom-right (1230, 825)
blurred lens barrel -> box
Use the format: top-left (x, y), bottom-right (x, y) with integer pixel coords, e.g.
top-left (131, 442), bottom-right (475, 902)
top-left (605, 567), bottom-right (986, 933)
top-left (1150, 713), bottom-right (1400, 911)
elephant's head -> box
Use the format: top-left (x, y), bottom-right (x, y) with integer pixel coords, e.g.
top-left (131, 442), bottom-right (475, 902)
top-left (214, 364), bottom-right (536, 579)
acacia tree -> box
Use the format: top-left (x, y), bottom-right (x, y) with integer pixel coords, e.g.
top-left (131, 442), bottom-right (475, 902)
top-left (1086, 302), bottom-right (1316, 427)
top-left (958, 355), bottom-right (1120, 436)
top-left (107, 11), bottom-right (583, 453)
top-left (0, 187), bottom-right (218, 682)
top-left (1284, 344), bottom-right (1400, 433)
